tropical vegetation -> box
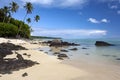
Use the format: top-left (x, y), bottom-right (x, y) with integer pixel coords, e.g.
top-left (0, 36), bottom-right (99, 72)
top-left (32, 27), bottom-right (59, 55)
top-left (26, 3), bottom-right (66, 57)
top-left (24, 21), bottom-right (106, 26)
top-left (0, 1), bottom-right (40, 38)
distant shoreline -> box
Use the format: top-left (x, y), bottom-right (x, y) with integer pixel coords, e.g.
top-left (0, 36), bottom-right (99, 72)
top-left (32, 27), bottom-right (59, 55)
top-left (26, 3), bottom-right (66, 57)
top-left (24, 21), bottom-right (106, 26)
top-left (31, 36), bottom-right (61, 39)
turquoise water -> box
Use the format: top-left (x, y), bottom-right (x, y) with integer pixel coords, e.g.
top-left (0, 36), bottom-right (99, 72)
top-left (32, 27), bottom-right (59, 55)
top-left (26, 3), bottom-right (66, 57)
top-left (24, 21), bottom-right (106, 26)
top-left (40, 38), bottom-right (120, 66)
top-left (62, 38), bottom-right (120, 65)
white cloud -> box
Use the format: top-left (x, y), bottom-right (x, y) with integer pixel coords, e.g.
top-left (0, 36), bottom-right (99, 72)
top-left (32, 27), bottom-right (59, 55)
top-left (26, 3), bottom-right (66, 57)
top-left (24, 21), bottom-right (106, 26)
top-left (101, 19), bottom-right (109, 23)
top-left (117, 10), bottom-right (120, 14)
top-left (88, 18), bottom-right (109, 23)
top-left (32, 28), bottom-right (107, 38)
top-left (88, 18), bottom-right (100, 23)
top-left (110, 5), bottom-right (118, 9)
top-left (20, 0), bottom-right (88, 8)
top-left (21, 0), bottom-right (54, 5)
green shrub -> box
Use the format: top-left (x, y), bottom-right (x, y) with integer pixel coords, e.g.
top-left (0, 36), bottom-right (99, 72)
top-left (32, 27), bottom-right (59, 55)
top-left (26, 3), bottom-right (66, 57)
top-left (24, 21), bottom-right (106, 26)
top-left (0, 23), bottom-right (18, 37)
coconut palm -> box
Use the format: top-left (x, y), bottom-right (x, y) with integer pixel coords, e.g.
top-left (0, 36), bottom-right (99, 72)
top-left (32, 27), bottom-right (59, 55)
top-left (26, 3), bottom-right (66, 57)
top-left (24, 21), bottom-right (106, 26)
top-left (3, 6), bottom-right (10, 23)
top-left (26, 18), bottom-right (31, 24)
top-left (34, 15), bottom-right (40, 22)
top-left (23, 2), bottom-right (33, 22)
top-left (17, 2), bottom-right (33, 38)
top-left (10, 1), bottom-right (19, 13)
top-left (8, 1), bottom-right (19, 23)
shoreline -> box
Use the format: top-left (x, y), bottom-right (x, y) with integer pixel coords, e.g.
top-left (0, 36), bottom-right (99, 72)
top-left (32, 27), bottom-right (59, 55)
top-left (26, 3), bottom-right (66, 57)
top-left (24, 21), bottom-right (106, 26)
top-left (0, 38), bottom-right (90, 80)
top-left (0, 37), bottom-right (120, 80)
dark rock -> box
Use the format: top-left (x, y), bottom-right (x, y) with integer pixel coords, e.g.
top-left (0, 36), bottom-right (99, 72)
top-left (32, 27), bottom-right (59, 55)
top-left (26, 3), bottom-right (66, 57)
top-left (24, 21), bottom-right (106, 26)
top-left (58, 54), bottom-right (68, 58)
top-left (57, 57), bottom-right (64, 60)
top-left (49, 49), bottom-right (52, 51)
top-left (49, 39), bottom-right (62, 47)
top-left (45, 52), bottom-right (48, 54)
top-left (116, 58), bottom-right (120, 60)
top-left (102, 54), bottom-right (110, 57)
top-left (0, 43), bottom-right (27, 60)
top-left (40, 50), bottom-right (43, 51)
top-left (23, 53), bottom-right (27, 55)
top-left (82, 47), bottom-right (88, 49)
top-left (0, 59), bottom-right (39, 74)
top-left (16, 52), bottom-right (24, 60)
top-left (95, 41), bottom-right (114, 46)
top-left (0, 43), bottom-right (27, 50)
top-left (22, 72), bottom-right (28, 77)
top-left (27, 54), bottom-right (31, 58)
top-left (53, 52), bottom-right (60, 55)
top-left (47, 39), bottom-right (80, 47)
top-left (61, 49), bottom-right (68, 52)
top-left (85, 53), bottom-right (89, 55)
top-left (69, 48), bottom-right (78, 51)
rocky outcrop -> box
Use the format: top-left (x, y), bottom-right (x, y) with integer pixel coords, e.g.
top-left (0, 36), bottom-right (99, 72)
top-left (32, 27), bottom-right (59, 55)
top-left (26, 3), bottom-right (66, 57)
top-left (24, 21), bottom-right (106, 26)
top-left (0, 59), bottom-right (39, 74)
top-left (47, 39), bottom-right (80, 47)
top-left (95, 41), bottom-right (114, 46)
top-left (0, 43), bottom-right (27, 61)
top-left (0, 43), bottom-right (39, 74)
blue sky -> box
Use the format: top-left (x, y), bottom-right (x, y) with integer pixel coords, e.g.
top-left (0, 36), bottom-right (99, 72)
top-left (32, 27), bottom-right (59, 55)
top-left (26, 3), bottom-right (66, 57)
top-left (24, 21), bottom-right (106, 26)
top-left (0, 0), bottom-right (120, 38)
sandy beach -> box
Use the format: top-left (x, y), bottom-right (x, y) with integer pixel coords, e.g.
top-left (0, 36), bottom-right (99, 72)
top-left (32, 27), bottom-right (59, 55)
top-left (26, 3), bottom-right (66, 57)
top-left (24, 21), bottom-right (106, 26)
top-left (0, 38), bottom-right (120, 80)
top-left (0, 38), bottom-right (89, 80)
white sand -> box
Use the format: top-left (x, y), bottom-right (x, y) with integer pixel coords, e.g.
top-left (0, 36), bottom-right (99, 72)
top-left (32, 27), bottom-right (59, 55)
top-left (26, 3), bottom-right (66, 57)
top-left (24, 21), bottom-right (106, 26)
top-left (0, 38), bottom-right (90, 80)
top-left (1, 38), bottom-right (120, 80)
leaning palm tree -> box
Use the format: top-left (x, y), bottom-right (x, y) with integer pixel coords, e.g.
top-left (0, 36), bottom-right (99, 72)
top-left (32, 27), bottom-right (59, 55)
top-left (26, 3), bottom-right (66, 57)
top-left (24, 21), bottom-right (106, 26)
top-left (26, 18), bottom-right (31, 24)
top-left (23, 18), bottom-right (31, 38)
top-left (34, 15), bottom-right (40, 22)
top-left (3, 6), bottom-right (10, 23)
top-left (23, 2), bottom-right (33, 22)
top-left (17, 2), bottom-right (33, 38)
top-left (8, 1), bottom-right (19, 23)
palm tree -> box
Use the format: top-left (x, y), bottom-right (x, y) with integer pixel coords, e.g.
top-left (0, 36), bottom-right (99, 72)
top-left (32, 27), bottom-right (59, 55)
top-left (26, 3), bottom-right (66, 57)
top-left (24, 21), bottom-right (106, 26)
top-left (8, 1), bottom-right (19, 23)
top-left (23, 2), bottom-right (33, 22)
top-left (34, 15), bottom-right (40, 22)
top-left (26, 18), bottom-right (31, 24)
top-left (3, 6), bottom-right (10, 23)
top-left (17, 2), bottom-right (33, 38)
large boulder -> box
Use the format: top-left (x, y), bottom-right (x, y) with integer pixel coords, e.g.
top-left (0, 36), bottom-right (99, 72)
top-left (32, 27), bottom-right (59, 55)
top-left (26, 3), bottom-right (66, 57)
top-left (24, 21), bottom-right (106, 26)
top-left (95, 41), bottom-right (114, 46)
top-left (49, 39), bottom-right (80, 47)
top-left (49, 39), bottom-right (62, 46)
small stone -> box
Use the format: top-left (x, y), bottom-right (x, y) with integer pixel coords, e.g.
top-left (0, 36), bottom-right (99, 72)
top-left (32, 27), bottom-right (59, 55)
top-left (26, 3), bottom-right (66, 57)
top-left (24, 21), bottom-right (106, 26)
top-left (57, 57), bottom-right (64, 60)
top-left (22, 72), bottom-right (28, 77)
top-left (23, 53), bottom-right (27, 55)
top-left (28, 54), bottom-right (31, 58)
top-left (82, 47), bottom-right (88, 49)
top-left (85, 53), bottom-right (89, 55)
top-left (61, 49), bottom-right (68, 52)
top-left (53, 52), bottom-right (60, 54)
top-left (40, 50), bottom-right (43, 51)
top-left (58, 54), bottom-right (68, 58)
top-left (69, 48), bottom-right (78, 51)
top-left (45, 52), bottom-right (48, 54)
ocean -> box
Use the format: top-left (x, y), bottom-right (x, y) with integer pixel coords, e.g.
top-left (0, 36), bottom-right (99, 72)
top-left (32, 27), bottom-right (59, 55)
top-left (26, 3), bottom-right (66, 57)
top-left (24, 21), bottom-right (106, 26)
top-left (39, 38), bottom-right (120, 66)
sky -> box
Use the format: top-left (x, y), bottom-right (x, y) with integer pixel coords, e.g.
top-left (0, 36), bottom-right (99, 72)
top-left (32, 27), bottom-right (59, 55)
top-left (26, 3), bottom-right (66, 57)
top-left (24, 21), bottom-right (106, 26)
top-left (0, 0), bottom-right (120, 39)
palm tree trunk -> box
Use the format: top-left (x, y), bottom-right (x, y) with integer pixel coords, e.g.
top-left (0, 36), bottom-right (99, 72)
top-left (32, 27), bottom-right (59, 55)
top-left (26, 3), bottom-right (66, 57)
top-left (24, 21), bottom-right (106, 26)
top-left (3, 17), bottom-right (5, 23)
top-left (16, 13), bottom-right (27, 38)
top-left (16, 13), bottom-right (28, 38)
